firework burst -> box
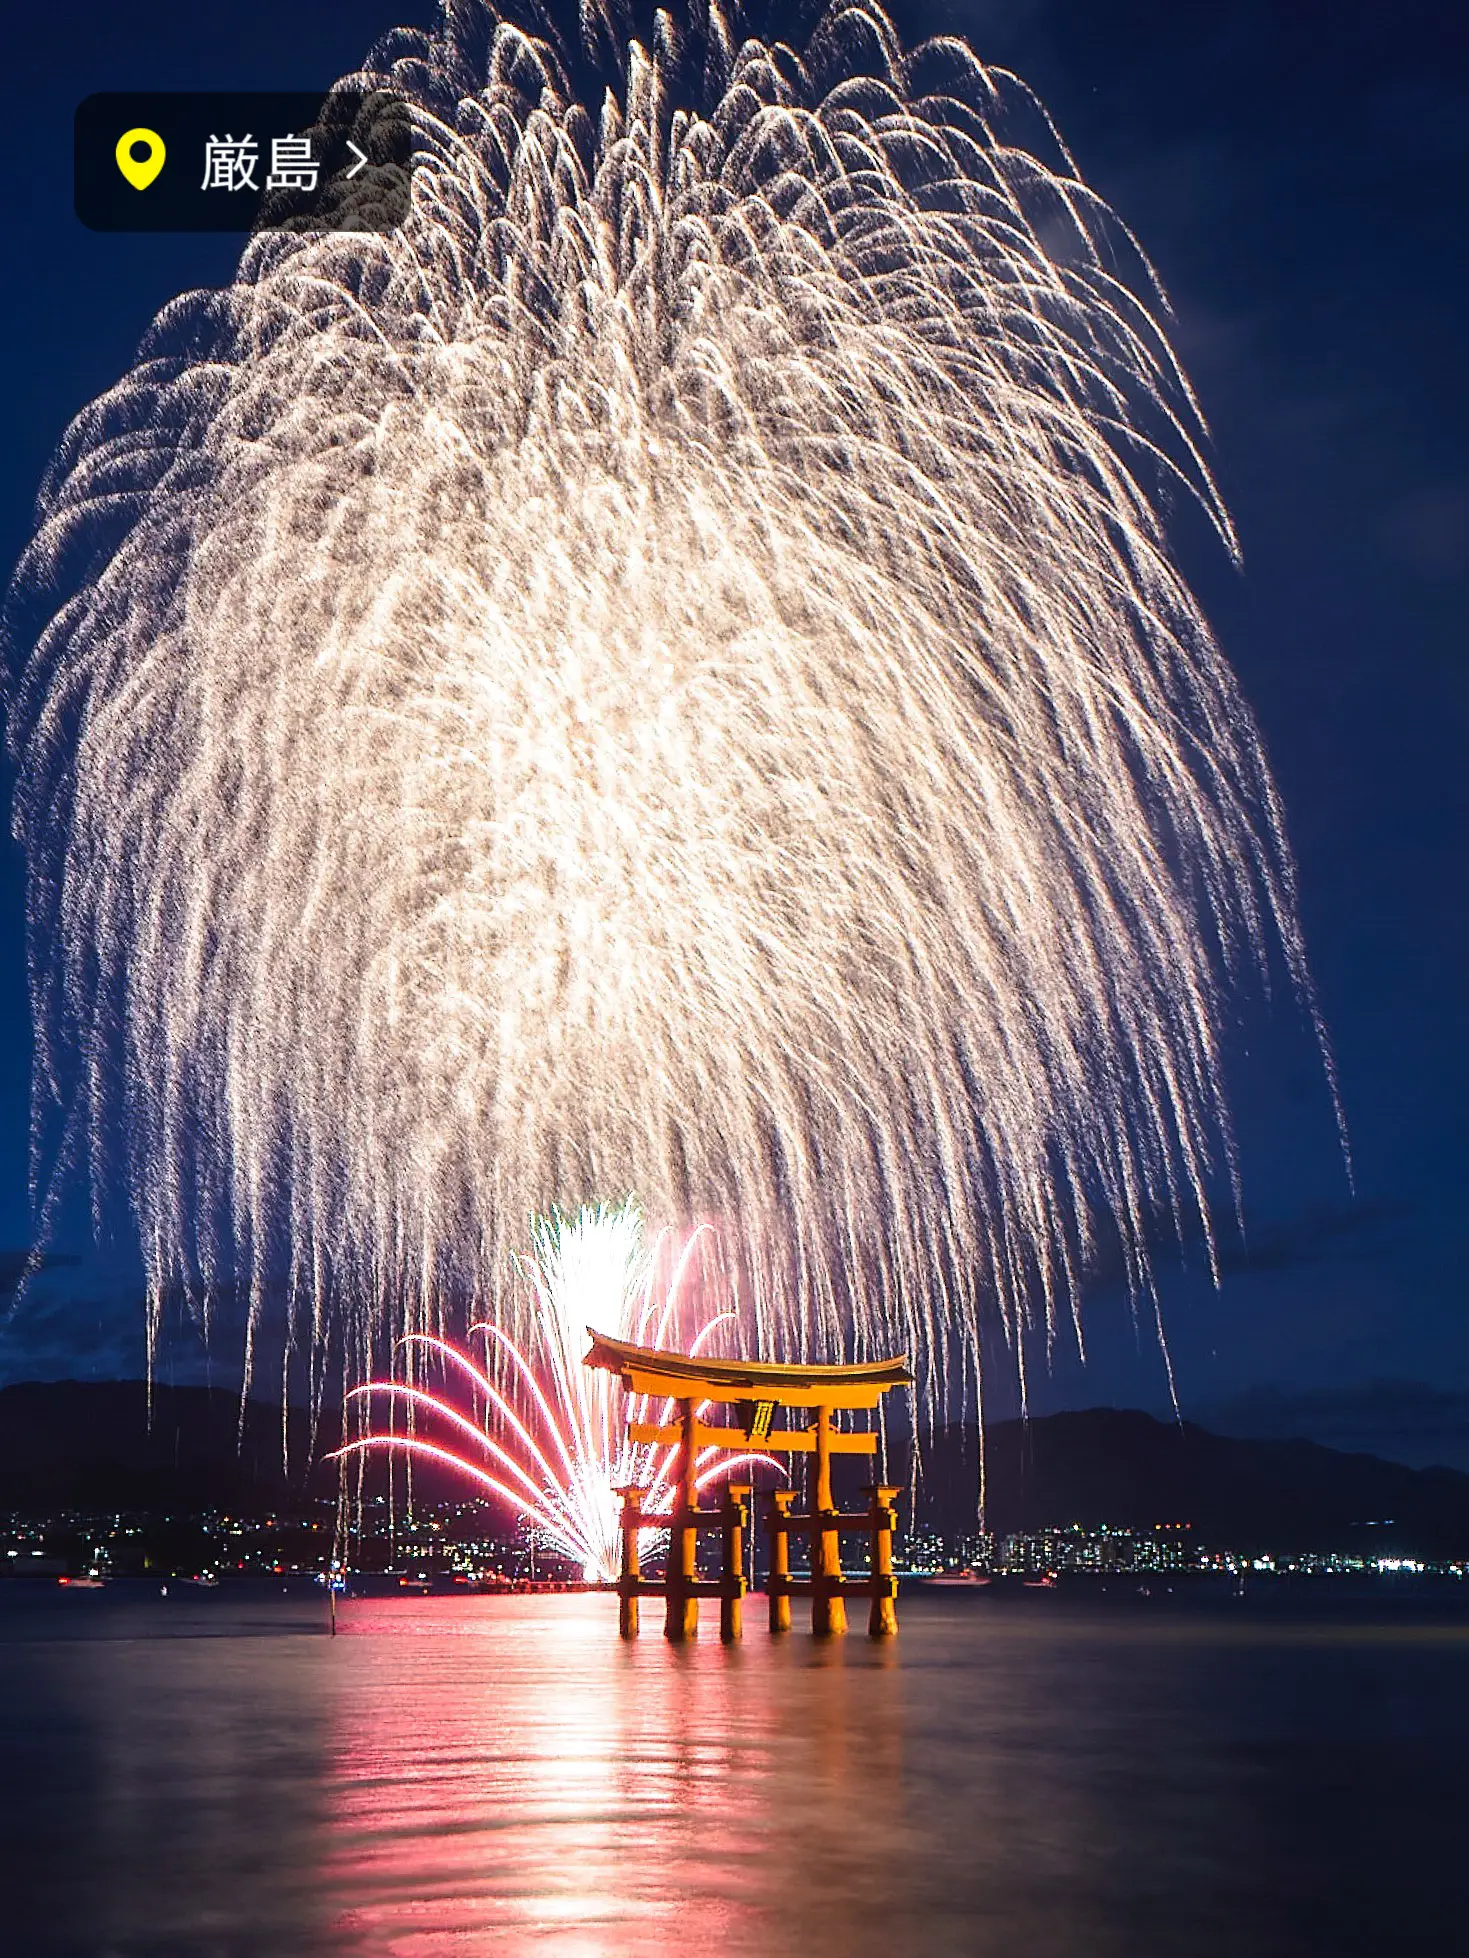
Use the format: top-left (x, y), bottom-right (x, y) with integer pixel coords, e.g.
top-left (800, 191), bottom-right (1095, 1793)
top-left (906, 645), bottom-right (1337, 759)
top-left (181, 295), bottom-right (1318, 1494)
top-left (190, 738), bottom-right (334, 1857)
top-left (8, 0), bottom-right (1338, 1402)
top-left (335, 1203), bottom-right (777, 1580)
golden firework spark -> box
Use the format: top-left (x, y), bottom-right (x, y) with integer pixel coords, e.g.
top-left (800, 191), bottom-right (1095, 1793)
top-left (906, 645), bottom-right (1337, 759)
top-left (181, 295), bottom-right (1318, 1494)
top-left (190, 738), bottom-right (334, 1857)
top-left (8, 3), bottom-right (1338, 1402)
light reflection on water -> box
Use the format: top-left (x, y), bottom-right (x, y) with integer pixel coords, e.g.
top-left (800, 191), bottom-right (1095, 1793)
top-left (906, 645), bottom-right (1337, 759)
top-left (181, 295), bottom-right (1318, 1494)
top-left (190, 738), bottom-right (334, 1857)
top-left (326, 1596), bottom-right (905, 1955)
top-left (2, 1588), bottom-right (1467, 1956)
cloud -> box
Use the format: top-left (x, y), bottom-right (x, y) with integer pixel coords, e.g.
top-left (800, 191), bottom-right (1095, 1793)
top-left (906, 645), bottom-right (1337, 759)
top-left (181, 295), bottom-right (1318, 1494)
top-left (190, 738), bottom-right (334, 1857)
top-left (0, 1286), bottom-right (146, 1384)
top-left (1202, 1377), bottom-right (1469, 1473)
top-left (1068, 1197), bottom-right (1407, 1302)
top-left (1215, 1200), bottom-right (1412, 1275)
top-left (0, 1249), bottom-right (82, 1299)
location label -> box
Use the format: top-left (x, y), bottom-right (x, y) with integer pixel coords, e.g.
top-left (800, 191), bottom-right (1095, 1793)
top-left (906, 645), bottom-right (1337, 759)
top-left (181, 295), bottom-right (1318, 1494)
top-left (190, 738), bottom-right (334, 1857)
top-left (78, 92), bottom-right (411, 232)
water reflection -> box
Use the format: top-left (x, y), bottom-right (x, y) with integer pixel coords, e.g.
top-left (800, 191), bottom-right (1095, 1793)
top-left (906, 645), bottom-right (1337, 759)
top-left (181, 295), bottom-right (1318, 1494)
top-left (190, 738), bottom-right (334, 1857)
top-left (325, 1595), bottom-right (906, 1954)
top-left (1, 1589), bottom-right (1467, 1956)
top-left (0, 1589), bottom-right (334, 1953)
top-left (319, 1596), bottom-right (1469, 1957)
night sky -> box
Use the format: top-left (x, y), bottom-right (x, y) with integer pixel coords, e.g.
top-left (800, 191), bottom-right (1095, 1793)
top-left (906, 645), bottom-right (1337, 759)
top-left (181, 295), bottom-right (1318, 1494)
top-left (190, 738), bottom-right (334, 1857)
top-left (2, 2), bottom-right (1465, 1465)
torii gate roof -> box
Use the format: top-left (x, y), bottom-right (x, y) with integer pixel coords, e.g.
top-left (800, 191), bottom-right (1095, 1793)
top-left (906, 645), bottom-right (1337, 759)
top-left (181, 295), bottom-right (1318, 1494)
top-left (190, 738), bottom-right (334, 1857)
top-left (583, 1331), bottom-right (913, 1409)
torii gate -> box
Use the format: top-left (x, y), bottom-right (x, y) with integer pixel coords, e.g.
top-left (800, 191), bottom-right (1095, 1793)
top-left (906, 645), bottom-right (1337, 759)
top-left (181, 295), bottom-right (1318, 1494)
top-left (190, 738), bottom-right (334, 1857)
top-left (583, 1332), bottom-right (912, 1641)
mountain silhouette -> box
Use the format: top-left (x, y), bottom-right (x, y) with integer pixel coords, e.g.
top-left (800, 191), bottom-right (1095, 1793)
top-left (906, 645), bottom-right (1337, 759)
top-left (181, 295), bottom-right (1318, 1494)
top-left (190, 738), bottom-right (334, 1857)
top-left (2, 1382), bottom-right (1468, 1557)
top-left (907, 1410), bottom-right (1469, 1557)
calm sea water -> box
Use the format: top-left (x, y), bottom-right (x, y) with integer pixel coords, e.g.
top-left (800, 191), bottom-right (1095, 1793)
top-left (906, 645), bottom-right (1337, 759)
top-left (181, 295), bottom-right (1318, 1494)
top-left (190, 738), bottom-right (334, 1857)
top-left (1, 1585), bottom-right (1465, 1957)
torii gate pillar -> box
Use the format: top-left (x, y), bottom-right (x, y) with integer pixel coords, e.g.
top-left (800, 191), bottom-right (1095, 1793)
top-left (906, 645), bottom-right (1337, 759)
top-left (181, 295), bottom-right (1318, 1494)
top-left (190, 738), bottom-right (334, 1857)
top-left (811, 1403), bottom-right (847, 1637)
top-left (664, 1398), bottom-right (702, 1642)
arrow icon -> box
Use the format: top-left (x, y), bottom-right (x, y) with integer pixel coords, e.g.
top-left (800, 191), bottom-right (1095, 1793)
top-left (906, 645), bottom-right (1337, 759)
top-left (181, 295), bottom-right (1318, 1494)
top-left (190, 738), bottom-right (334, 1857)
top-left (345, 141), bottom-right (367, 179)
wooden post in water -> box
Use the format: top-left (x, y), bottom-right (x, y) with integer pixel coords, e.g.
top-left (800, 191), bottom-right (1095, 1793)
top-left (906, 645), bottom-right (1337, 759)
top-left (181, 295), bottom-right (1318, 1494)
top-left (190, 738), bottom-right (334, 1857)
top-left (664, 1398), bottom-right (701, 1641)
top-left (811, 1403), bottom-right (847, 1637)
top-left (617, 1486), bottom-right (643, 1639)
top-left (768, 1489), bottom-right (794, 1633)
top-left (720, 1483), bottom-right (748, 1642)
top-left (865, 1484), bottom-right (901, 1638)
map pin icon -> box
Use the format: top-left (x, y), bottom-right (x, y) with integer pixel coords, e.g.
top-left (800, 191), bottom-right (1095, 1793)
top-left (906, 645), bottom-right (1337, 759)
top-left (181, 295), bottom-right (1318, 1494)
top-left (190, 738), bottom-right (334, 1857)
top-left (116, 128), bottom-right (166, 190)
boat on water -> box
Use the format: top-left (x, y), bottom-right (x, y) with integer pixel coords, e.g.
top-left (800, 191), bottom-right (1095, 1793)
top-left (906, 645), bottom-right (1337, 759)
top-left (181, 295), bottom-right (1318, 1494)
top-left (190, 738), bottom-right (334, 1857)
top-left (58, 1575), bottom-right (105, 1589)
top-left (923, 1569), bottom-right (993, 1587)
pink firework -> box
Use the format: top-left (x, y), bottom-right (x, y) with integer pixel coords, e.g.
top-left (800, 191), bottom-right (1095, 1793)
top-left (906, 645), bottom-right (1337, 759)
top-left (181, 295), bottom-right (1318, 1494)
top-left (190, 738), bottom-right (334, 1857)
top-left (333, 1202), bottom-right (778, 1580)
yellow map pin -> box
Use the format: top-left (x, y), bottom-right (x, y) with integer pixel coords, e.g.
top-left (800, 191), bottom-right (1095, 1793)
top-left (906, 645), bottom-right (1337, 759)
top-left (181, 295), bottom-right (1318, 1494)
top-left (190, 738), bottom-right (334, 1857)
top-left (115, 128), bottom-right (166, 190)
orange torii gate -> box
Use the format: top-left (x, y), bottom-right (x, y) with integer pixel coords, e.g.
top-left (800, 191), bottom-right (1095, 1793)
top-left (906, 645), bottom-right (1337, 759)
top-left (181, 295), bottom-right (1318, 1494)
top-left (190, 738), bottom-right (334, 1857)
top-left (583, 1333), bottom-right (913, 1641)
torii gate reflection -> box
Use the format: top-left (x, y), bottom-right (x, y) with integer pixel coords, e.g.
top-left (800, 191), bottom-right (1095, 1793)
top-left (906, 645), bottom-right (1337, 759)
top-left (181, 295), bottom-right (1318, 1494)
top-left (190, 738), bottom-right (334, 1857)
top-left (583, 1334), bottom-right (913, 1642)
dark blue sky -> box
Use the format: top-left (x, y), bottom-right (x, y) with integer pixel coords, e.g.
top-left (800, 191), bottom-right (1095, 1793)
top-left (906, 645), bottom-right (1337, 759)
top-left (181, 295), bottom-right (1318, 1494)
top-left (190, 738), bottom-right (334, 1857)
top-left (1, 2), bottom-right (1466, 1464)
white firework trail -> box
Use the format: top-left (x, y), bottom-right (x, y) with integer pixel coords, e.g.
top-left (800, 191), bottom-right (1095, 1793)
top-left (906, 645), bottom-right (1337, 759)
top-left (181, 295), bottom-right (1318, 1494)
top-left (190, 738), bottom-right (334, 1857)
top-left (7, 1), bottom-right (1339, 1407)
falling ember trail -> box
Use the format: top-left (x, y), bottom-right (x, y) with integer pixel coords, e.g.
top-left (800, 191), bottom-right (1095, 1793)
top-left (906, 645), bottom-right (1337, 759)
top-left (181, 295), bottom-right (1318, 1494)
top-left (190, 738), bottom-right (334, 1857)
top-left (7, 1), bottom-right (1340, 1400)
